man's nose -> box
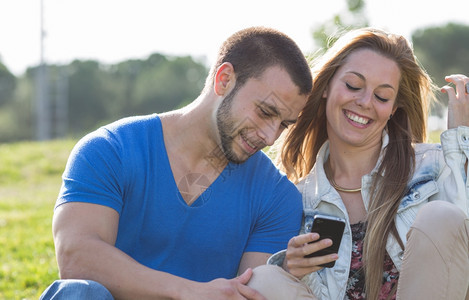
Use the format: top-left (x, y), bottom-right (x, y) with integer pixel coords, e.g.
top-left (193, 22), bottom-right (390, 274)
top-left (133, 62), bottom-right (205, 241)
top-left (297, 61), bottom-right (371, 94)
top-left (257, 121), bottom-right (281, 146)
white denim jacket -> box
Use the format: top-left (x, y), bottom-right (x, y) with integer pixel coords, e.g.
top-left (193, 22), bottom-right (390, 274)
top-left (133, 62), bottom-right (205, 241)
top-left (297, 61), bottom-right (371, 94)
top-left (268, 126), bottom-right (469, 300)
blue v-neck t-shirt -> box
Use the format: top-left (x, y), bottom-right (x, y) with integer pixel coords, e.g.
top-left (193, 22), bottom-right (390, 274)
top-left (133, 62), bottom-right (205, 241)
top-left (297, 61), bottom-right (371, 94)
top-left (56, 114), bottom-right (302, 282)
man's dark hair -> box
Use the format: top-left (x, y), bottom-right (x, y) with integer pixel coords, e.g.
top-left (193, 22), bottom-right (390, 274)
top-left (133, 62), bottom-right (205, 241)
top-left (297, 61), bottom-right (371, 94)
top-left (205, 26), bottom-right (312, 95)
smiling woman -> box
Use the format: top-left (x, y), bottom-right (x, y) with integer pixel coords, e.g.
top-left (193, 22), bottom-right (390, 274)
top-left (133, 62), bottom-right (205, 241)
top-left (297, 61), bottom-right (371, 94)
top-left (248, 27), bottom-right (469, 300)
top-left (324, 49), bottom-right (400, 148)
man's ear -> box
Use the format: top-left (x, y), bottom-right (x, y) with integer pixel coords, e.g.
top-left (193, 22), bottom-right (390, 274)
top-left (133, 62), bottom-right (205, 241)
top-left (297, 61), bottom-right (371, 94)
top-left (214, 62), bottom-right (235, 96)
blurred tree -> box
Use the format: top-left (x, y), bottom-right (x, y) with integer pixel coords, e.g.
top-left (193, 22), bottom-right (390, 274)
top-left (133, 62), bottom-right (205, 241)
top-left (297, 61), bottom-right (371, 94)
top-left (412, 23), bottom-right (469, 116)
top-left (412, 22), bottom-right (469, 92)
top-left (107, 53), bottom-right (206, 117)
top-left (0, 62), bottom-right (17, 106)
top-left (132, 55), bottom-right (206, 115)
top-left (21, 54), bottom-right (207, 141)
top-left (107, 59), bottom-right (147, 119)
top-left (0, 53), bottom-right (207, 142)
top-left (0, 70), bottom-right (34, 142)
top-left (311, 0), bottom-right (368, 57)
top-left (67, 60), bottom-right (112, 135)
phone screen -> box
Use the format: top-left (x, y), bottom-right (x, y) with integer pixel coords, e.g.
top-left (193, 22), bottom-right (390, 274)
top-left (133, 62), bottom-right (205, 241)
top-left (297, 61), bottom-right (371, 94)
top-left (304, 214), bottom-right (345, 268)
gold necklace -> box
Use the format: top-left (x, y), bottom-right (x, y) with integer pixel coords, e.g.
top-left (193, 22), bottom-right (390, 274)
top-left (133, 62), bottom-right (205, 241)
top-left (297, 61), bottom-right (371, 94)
top-left (325, 158), bottom-right (362, 193)
top-left (329, 177), bottom-right (362, 193)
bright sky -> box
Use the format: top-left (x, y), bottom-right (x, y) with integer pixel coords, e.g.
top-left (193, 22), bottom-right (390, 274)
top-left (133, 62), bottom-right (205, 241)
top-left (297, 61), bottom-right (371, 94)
top-left (1, 0), bottom-right (468, 76)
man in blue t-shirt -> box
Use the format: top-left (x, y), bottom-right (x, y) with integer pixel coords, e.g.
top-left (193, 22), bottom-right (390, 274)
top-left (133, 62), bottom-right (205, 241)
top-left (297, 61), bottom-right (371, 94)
top-left (41, 27), bottom-right (312, 300)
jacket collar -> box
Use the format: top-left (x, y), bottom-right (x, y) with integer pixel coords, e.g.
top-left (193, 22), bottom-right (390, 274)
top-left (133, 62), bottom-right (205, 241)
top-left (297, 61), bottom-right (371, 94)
top-left (299, 131), bottom-right (390, 212)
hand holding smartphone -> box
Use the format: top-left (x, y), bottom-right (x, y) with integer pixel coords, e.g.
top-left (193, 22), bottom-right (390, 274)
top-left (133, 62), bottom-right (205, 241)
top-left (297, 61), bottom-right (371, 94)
top-left (303, 213), bottom-right (345, 268)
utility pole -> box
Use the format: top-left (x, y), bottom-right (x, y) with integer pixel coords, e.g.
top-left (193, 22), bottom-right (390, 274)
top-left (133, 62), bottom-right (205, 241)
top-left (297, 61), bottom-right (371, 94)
top-left (35, 0), bottom-right (50, 140)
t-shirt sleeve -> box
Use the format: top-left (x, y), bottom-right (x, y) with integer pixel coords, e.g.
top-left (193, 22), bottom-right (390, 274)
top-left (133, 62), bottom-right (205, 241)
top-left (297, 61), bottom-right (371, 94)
top-left (244, 175), bottom-right (303, 254)
top-left (55, 128), bottom-right (125, 214)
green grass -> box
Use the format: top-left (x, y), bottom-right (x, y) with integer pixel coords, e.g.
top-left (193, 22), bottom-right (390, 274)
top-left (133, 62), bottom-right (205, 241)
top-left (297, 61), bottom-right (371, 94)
top-left (428, 130), bottom-right (442, 144)
top-left (0, 130), bottom-right (442, 299)
top-left (0, 140), bottom-right (76, 299)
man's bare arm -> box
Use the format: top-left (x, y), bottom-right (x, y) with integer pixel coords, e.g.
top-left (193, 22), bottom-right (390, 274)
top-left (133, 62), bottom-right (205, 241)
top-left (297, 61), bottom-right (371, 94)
top-left (238, 252), bottom-right (271, 275)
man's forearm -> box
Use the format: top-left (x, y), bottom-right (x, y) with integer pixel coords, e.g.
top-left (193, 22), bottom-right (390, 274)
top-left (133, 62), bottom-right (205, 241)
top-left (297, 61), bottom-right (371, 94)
top-left (57, 236), bottom-right (191, 299)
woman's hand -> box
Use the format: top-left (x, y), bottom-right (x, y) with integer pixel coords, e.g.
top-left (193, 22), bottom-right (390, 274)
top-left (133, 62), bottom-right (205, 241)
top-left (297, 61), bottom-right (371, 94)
top-left (282, 233), bottom-right (339, 279)
top-left (441, 74), bottom-right (469, 129)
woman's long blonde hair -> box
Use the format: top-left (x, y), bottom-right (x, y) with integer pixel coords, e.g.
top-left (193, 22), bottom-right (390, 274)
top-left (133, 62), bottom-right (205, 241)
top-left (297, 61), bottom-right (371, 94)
top-left (279, 28), bottom-right (435, 299)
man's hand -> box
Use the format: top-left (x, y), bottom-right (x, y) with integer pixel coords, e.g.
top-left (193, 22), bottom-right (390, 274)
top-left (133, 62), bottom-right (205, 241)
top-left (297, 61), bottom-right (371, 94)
top-left (181, 268), bottom-right (267, 300)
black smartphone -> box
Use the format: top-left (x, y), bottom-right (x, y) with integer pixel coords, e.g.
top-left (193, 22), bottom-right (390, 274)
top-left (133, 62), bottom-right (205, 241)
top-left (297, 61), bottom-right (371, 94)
top-left (304, 213), bottom-right (345, 268)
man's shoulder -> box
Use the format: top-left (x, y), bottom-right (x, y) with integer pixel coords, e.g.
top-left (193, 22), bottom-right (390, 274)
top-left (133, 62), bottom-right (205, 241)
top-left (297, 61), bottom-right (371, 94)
top-left (74, 114), bottom-right (162, 157)
top-left (103, 114), bottom-right (160, 133)
top-left (88, 114), bottom-right (162, 145)
top-left (243, 150), bottom-right (278, 171)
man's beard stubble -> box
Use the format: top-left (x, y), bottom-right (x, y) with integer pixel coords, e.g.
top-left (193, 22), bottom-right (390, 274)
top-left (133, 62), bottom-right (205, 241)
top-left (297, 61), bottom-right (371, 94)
top-left (215, 86), bottom-right (246, 164)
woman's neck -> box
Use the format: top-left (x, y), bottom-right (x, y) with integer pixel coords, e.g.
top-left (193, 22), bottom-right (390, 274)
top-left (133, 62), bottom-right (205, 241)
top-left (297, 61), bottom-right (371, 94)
top-left (326, 137), bottom-right (382, 182)
top-left (325, 138), bottom-right (382, 224)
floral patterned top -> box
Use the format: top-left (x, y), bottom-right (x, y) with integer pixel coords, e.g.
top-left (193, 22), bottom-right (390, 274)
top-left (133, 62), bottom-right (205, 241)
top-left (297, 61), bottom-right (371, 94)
top-left (345, 222), bottom-right (399, 300)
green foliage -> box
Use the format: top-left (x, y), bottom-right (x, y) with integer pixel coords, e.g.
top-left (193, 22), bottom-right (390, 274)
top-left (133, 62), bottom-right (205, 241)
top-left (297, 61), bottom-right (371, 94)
top-left (66, 60), bottom-right (112, 133)
top-left (0, 62), bottom-right (16, 105)
top-left (64, 54), bottom-right (206, 137)
top-left (130, 55), bottom-right (206, 115)
top-left (0, 139), bottom-right (76, 299)
top-left (0, 53), bottom-right (208, 143)
top-left (311, 0), bottom-right (368, 55)
top-left (0, 75), bottom-right (35, 142)
top-left (411, 23), bottom-right (469, 116)
top-left (412, 23), bottom-right (469, 88)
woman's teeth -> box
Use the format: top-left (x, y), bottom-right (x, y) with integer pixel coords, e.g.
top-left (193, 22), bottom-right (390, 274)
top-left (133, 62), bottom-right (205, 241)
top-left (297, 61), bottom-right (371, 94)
top-left (346, 112), bottom-right (369, 125)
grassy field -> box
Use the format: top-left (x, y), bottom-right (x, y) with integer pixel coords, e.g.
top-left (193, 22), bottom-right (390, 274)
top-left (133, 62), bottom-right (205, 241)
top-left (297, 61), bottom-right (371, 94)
top-left (0, 131), bottom-right (442, 299)
top-left (0, 140), bottom-right (76, 299)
